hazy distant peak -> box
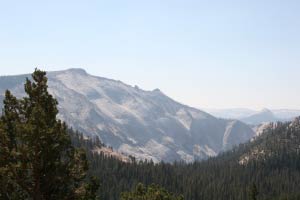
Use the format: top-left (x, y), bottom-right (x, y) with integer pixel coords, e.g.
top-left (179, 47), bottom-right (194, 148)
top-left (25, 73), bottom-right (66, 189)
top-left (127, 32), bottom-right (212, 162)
top-left (241, 108), bottom-right (277, 125)
top-left (257, 108), bottom-right (275, 117)
top-left (260, 108), bottom-right (272, 113)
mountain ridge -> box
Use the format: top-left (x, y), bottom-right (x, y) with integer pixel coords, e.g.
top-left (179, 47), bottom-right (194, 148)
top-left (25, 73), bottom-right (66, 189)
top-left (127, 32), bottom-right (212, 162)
top-left (0, 68), bottom-right (255, 162)
top-left (205, 107), bottom-right (300, 125)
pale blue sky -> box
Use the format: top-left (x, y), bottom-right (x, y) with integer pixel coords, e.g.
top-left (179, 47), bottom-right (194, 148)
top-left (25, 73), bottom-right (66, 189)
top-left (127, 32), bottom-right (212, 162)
top-left (0, 0), bottom-right (300, 109)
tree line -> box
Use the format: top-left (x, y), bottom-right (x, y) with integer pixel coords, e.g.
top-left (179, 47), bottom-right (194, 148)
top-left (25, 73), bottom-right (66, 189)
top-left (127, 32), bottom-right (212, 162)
top-left (1, 69), bottom-right (300, 200)
top-left (0, 69), bottom-right (183, 200)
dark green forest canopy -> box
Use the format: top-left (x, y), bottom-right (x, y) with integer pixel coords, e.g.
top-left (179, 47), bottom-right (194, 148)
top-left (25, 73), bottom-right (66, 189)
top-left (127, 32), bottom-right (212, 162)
top-left (71, 118), bottom-right (300, 200)
top-left (0, 69), bottom-right (99, 200)
top-left (0, 69), bottom-right (178, 200)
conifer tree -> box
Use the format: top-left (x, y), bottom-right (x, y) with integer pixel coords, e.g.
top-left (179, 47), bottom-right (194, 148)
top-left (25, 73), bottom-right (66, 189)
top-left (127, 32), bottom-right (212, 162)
top-left (0, 69), bottom-right (99, 200)
top-left (249, 183), bottom-right (258, 200)
top-left (120, 183), bottom-right (184, 200)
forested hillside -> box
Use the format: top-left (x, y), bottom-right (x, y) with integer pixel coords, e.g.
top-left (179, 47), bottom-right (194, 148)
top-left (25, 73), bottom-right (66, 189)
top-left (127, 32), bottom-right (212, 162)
top-left (0, 69), bottom-right (185, 200)
top-left (71, 118), bottom-right (300, 200)
top-left (1, 69), bottom-right (300, 200)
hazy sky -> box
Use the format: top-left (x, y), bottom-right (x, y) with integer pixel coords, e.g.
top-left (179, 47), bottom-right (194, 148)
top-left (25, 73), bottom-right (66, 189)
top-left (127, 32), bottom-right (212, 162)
top-left (0, 0), bottom-right (300, 110)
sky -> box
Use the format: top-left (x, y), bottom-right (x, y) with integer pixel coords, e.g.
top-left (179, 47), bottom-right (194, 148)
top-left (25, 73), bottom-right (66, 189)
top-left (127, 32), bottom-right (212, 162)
top-left (0, 0), bottom-right (300, 110)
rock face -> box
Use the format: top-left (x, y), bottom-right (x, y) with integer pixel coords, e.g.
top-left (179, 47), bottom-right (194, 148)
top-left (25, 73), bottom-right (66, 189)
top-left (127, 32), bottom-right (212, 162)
top-left (0, 68), bottom-right (255, 162)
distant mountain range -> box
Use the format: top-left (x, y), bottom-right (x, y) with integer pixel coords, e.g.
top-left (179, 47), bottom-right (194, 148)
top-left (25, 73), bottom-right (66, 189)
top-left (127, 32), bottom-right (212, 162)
top-left (0, 68), bottom-right (255, 162)
top-left (205, 108), bottom-right (300, 125)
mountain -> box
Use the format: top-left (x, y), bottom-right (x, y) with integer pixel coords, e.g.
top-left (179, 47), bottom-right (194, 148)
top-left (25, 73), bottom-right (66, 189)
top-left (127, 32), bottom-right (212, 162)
top-left (69, 130), bottom-right (132, 163)
top-left (240, 108), bottom-right (278, 125)
top-left (272, 109), bottom-right (300, 120)
top-left (204, 108), bottom-right (257, 119)
top-left (252, 122), bottom-right (273, 136)
top-left (77, 117), bottom-right (300, 200)
top-left (205, 108), bottom-right (300, 125)
top-left (239, 117), bottom-right (300, 165)
top-left (0, 68), bottom-right (255, 162)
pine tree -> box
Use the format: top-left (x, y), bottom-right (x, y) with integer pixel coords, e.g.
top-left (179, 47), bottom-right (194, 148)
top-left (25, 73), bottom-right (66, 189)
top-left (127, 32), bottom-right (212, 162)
top-left (120, 183), bottom-right (184, 200)
top-left (0, 69), bottom-right (99, 200)
top-left (249, 183), bottom-right (258, 200)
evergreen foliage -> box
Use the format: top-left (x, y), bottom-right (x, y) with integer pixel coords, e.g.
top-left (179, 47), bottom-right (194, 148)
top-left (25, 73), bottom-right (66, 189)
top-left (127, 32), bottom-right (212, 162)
top-left (0, 69), bottom-right (99, 200)
top-left (71, 118), bottom-right (300, 200)
top-left (249, 183), bottom-right (258, 200)
top-left (120, 183), bottom-right (183, 200)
